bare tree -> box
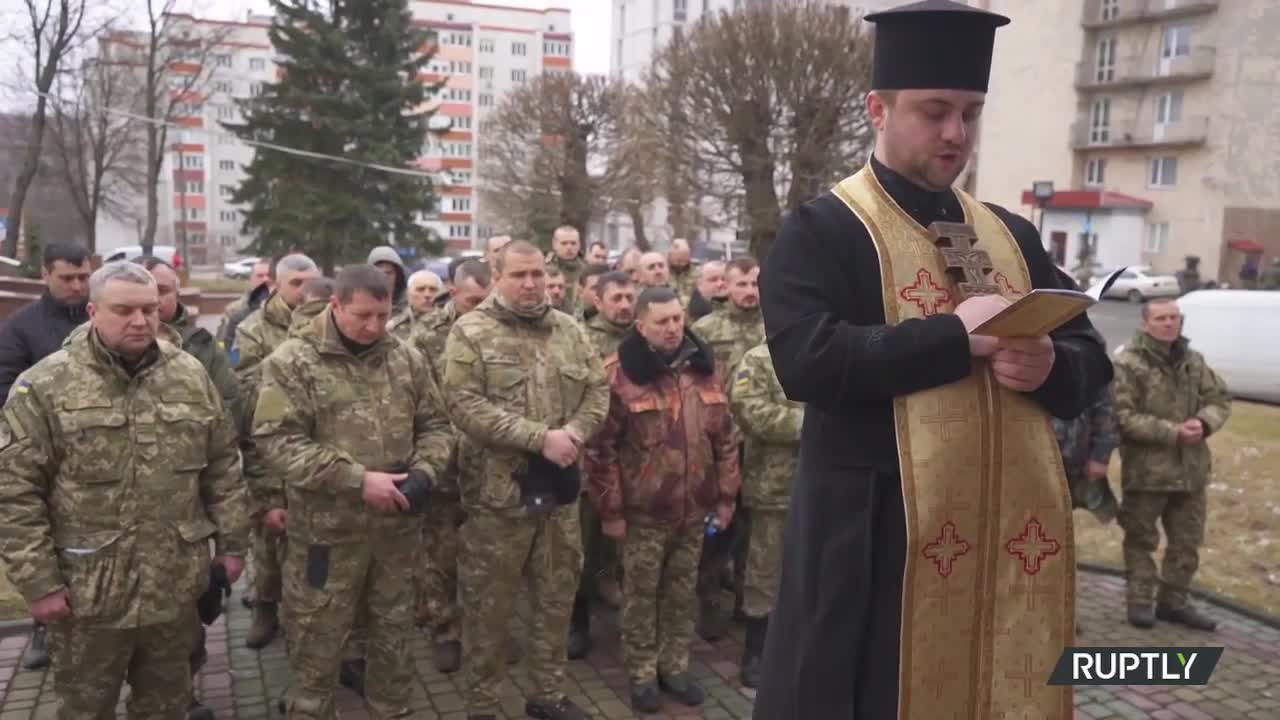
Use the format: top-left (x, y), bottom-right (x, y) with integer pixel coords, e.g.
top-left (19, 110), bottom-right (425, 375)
top-left (48, 47), bottom-right (146, 253)
top-left (479, 72), bottom-right (626, 247)
top-left (3, 0), bottom-right (90, 258)
top-left (644, 2), bottom-right (874, 261)
top-left (127, 1), bottom-right (233, 254)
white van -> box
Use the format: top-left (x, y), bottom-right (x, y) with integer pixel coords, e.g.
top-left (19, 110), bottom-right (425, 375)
top-left (1177, 290), bottom-right (1280, 403)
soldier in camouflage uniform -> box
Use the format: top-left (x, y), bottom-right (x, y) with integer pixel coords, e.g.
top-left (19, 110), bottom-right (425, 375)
top-left (689, 255), bottom-right (764, 639)
top-left (368, 246), bottom-right (415, 341)
top-left (216, 258), bottom-right (272, 350)
top-left (1113, 298), bottom-right (1231, 631)
top-left (636, 252), bottom-right (670, 289)
top-left (443, 241), bottom-right (609, 720)
top-left (409, 258), bottom-right (492, 673)
top-left (253, 265), bottom-right (453, 719)
top-left (545, 267), bottom-right (573, 314)
top-left (568, 271), bottom-right (637, 660)
top-left (667, 238), bottom-right (695, 300)
top-left (727, 342), bottom-right (801, 688)
top-left (686, 260), bottom-right (727, 323)
top-left (0, 262), bottom-right (248, 719)
top-left (574, 264), bottom-right (610, 322)
top-left (545, 225), bottom-right (584, 307)
top-left (234, 254), bottom-right (321, 649)
top-left (288, 277), bottom-right (335, 337)
top-left (586, 287), bottom-right (740, 714)
top-left (1052, 385), bottom-right (1119, 522)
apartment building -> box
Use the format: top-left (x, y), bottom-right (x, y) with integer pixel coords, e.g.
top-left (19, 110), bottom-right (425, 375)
top-left (411, 0), bottom-right (573, 251)
top-left (96, 12), bottom-right (275, 264)
top-left (976, 0), bottom-right (1280, 282)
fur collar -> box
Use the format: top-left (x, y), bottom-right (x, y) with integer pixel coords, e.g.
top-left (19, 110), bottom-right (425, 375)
top-left (617, 329), bottom-right (714, 386)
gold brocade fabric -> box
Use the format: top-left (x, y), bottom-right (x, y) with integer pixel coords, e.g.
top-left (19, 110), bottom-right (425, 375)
top-left (832, 167), bottom-right (1073, 720)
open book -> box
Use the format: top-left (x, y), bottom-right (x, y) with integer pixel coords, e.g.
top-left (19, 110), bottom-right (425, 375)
top-left (970, 268), bottom-right (1126, 338)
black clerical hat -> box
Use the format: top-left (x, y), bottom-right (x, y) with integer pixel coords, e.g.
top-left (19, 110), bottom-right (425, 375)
top-left (865, 0), bottom-right (1011, 93)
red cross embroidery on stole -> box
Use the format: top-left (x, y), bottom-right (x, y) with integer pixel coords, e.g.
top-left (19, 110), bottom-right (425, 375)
top-left (993, 271), bottom-right (1024, 296)
top-left (1005, 517), bottom-right (1061, 575)
top-left (900, 269), bottom-right (951, 316)
top-left (923, 521), bottom-right (971, 578)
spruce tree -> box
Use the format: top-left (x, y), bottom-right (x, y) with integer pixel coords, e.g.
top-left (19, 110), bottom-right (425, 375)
top-left (225, 0), bottom-right (440, 272)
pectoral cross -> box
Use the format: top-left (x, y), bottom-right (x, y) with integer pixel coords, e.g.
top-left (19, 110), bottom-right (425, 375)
top-left (930, 222), bottom-right (1003, 299)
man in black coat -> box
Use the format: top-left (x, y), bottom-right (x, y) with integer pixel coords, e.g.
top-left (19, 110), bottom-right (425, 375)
top-left (0, 240), bottom-right (92, 671)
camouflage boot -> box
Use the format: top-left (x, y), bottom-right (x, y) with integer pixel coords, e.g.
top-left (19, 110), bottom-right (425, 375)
top-left (245, 602), bottom-right (280, 649)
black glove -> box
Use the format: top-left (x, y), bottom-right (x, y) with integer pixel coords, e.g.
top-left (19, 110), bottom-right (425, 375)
top-left (516, 454), bottom-right (581, 514)
top-left (197, 563), bottom-right (232, 626)
top-left (395, 468), bottom-right (433, 515)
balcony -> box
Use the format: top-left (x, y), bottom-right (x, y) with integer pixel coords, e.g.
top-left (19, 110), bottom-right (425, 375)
top-left (1082, 0), bottom-right (1218, 29)
top-left (1076, 47), bottom-right (1214, 90)
top-left (1070, 115), bottom-right (1209, 150)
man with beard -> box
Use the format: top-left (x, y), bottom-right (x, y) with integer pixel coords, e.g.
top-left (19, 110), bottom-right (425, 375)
top-left (686, 261), bottom-right (727, 323)
top-left (754, 3), bottom-right (1114, 717)
top-left (567, 271), bottom-right (637, 658)
top-left (0, 241), bottom-right (91, 670)
top-left (545, 226), bottom-right (584, 306)
top-left (586, 286), bottom-right (739, 714)
top-left (666, 239), bottom-right (695, 299)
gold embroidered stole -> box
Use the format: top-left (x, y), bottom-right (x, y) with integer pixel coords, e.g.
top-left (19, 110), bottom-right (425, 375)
top-left (832, 167), bottom-right (1073, 720)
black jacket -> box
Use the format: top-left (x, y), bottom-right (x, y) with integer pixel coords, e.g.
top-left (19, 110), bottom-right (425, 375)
top-left (0, 291), bottom-right (88, 404)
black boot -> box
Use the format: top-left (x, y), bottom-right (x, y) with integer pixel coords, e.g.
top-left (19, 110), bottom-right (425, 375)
top-left (275, 688), bottom-right (287, 715)
top-left (22, 624), bottom-right (49, 670)
top-left (188, 696), bottom-right (215, 720)
top-left (567, 593), bottom-right (592, 660)
top-left (739, 615), bottom-right (767, 688)
top-left (339, 658), bottom-right (366, 696)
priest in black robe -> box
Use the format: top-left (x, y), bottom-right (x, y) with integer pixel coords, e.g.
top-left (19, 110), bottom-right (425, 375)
top-left (754, 1), bottom-right (1114, 718)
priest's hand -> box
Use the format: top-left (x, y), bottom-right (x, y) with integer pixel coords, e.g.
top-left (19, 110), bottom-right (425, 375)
top-left (955, 295), bottom-right (1009, 357)
top-left (602, 517), bottom-right (626, 539)
top-left (991, 336), bottom-right (1055, 392)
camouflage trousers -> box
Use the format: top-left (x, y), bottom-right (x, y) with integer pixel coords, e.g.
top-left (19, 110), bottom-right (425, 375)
top-left (49, 605), bottom-right (199, 719)
top-left (577, 495), bottom-right (620, 599)
top-left (742, 507), bottom-right (786, 618)
top-left (459, 506), bottom-right (583, 712)
top-left (283, 530), bottom-right (418, 720)
top-left (621, 520), bottom-right (703, 684)
top-left (252, 522), bottom-right (286, 604)
top-left (419, 497), bottom-right (465, 642)
top-left (1119, 488), bottom-right (1206, 609)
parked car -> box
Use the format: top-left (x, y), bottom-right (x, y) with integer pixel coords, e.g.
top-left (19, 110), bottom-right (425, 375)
top-left (102, 245), bottom-right (183, 270)
top-left (222, 257), bottom-right (258, 279)
top-left (1176, 290), bottom-right (1280, 404)
top-left (1091, 265), bottom-right (1180, 302)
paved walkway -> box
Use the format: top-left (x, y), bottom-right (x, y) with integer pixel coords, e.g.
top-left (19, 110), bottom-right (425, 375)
top-left (0, 571), bottom-right (1276, 719)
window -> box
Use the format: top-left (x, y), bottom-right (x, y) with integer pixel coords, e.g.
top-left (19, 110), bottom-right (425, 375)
top-left (249, 82), bottom-right (263, 97)
top-left (478, 93), bottom-right (493, 107)
top-left (1100, 0), bottom-right (1119, 21)
top-left (250, 57), bottom-right (266, 71)
top-left (1155, 90), bottom-right (1183, 124)
top-left (446, 32), bottom-right (472, 47)
top-left (479, 38), bottom-right (494, 53)
top-left (216, 105), bottom-right (234, 119)
top-left (1088, 98), bottom-right (1110, 144)
top-left (185, 207), bottom-right (202, 220)
top-left (1085, 158), bottom-right (1106, 186)
top-left (187, 233), bottom-right (206, 245)
top-left (218, 159), bottom-right (235, 171)
top-left (1149, 156), bottom-right (1177, 187)
top-left (182, 154), bottom-right (203, 169)
top-left (1095, 37), bottom-right (1116, 83)
top-left (454, 170), bottom-right (472, 185)
top-left (447, 88), bottom-right (471, 102)
top-left (448, 224), bottom-right (472, 238)
top-left (543, 41), bottom-right (570, 56)
top-left (1145, 222), bottom-right (1169, 255)
top-left (512, 41), bottom-right (527, 56)
top-left (479, 66), bottom-right (493, 80)
top-left (220, 184), bottom-right (235, 197)
top-left (219, 210), bottom-right (238, 222)
top-left (184, 181), bottom-right (203, 194)
top-left (218, 134), bottom-right (233, 145)
top-left (451, 197), bottom-right (471, 212)
top-left (449, 61), bottom-right (472, 74)
top-left (176, 102), bottom-right (203, 116)
top-left (214, 80), bottom-right (233, 93)
top-left (214, 54), bottom-right (231, 67)
top-left (1160, 25), bottom-right (1192, 60)
top-left (674, 0), bottom-right (687, 22)
top-left (220, 235), bottom-right (236, 247)
top-left (511, 69), bottom-right (526, 83)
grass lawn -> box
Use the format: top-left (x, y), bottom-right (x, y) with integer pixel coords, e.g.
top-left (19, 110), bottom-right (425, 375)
top-left (1075, 400), bottom-right (1280, 616)
top-left (188, 277), bottom-right (250, 294)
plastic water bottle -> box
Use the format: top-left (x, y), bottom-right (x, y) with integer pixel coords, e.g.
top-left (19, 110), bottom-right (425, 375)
top-left (704, 512), bottom-right (721, 537)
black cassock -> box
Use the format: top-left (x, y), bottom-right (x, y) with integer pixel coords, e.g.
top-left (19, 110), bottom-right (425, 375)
top-left (753, 158), bottom-right (1114, 719)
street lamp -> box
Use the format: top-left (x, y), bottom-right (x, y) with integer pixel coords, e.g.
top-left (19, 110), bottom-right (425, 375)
top-left (1032, 180), bottom-right (1055, 238)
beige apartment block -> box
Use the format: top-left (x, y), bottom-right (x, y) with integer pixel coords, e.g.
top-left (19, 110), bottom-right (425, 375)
top-left (975, 0), bottom-right (1280, 283)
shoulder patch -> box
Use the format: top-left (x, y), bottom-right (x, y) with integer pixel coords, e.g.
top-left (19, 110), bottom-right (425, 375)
top-left (13, 378), bottom-right (31, 395)
top-left (734, 367), bottom-right (751, 385)
top-left (255, 384), bottom-right (289, 424)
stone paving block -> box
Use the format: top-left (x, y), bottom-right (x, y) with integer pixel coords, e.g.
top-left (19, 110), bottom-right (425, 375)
top-left (1076, 702), bottom-right (1114, 718)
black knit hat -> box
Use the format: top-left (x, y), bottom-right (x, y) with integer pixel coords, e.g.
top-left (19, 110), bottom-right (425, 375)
top-left (865, 0), bottom-right (1011, 93)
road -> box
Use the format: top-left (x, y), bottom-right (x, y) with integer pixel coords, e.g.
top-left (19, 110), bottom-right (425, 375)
top-left (1085, 299), bottom-right (1141, 353)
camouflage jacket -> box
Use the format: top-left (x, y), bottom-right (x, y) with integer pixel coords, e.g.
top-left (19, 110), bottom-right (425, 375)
top-left (669, 264), bottom-right (695, 300)
top-left (1051, 384), bottom-right (1118, 482)
top-left (0, 329), bottom-right (247, 627)
top-left (586, 331), bottom-right (740, 527)
top-left (442, 295), bottom-right (609, 513)
top-left (728, 344), bottom-right (801, 509)
top-left (288, 299), bottom-right (329, 338)
top-left (252, 308), bottom-right (453, 543)
top-left (691, 304), bottom-right (765, 392)
top-left (411, 301), bottom-right (460, 385)
top-left (1113, 332), bottom-right (1231, 492)
top-left (170, 305), bottom-right (242, 433)
top-left (583, 313), bottom-right (630, 360)
top-left (385, 305), bottom-right (417, 342)
top-left (547, 254), bottom-right (584, 306)
top-left (233, 292), bottom-right (294, 481)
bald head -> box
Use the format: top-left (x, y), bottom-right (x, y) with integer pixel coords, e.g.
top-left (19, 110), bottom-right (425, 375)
top-left (697, 260), bottom-right (727, 300)
top-left (668, 238), bottom-right (691, 269)
top-left (637, 251), bottom-right (670, 288)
